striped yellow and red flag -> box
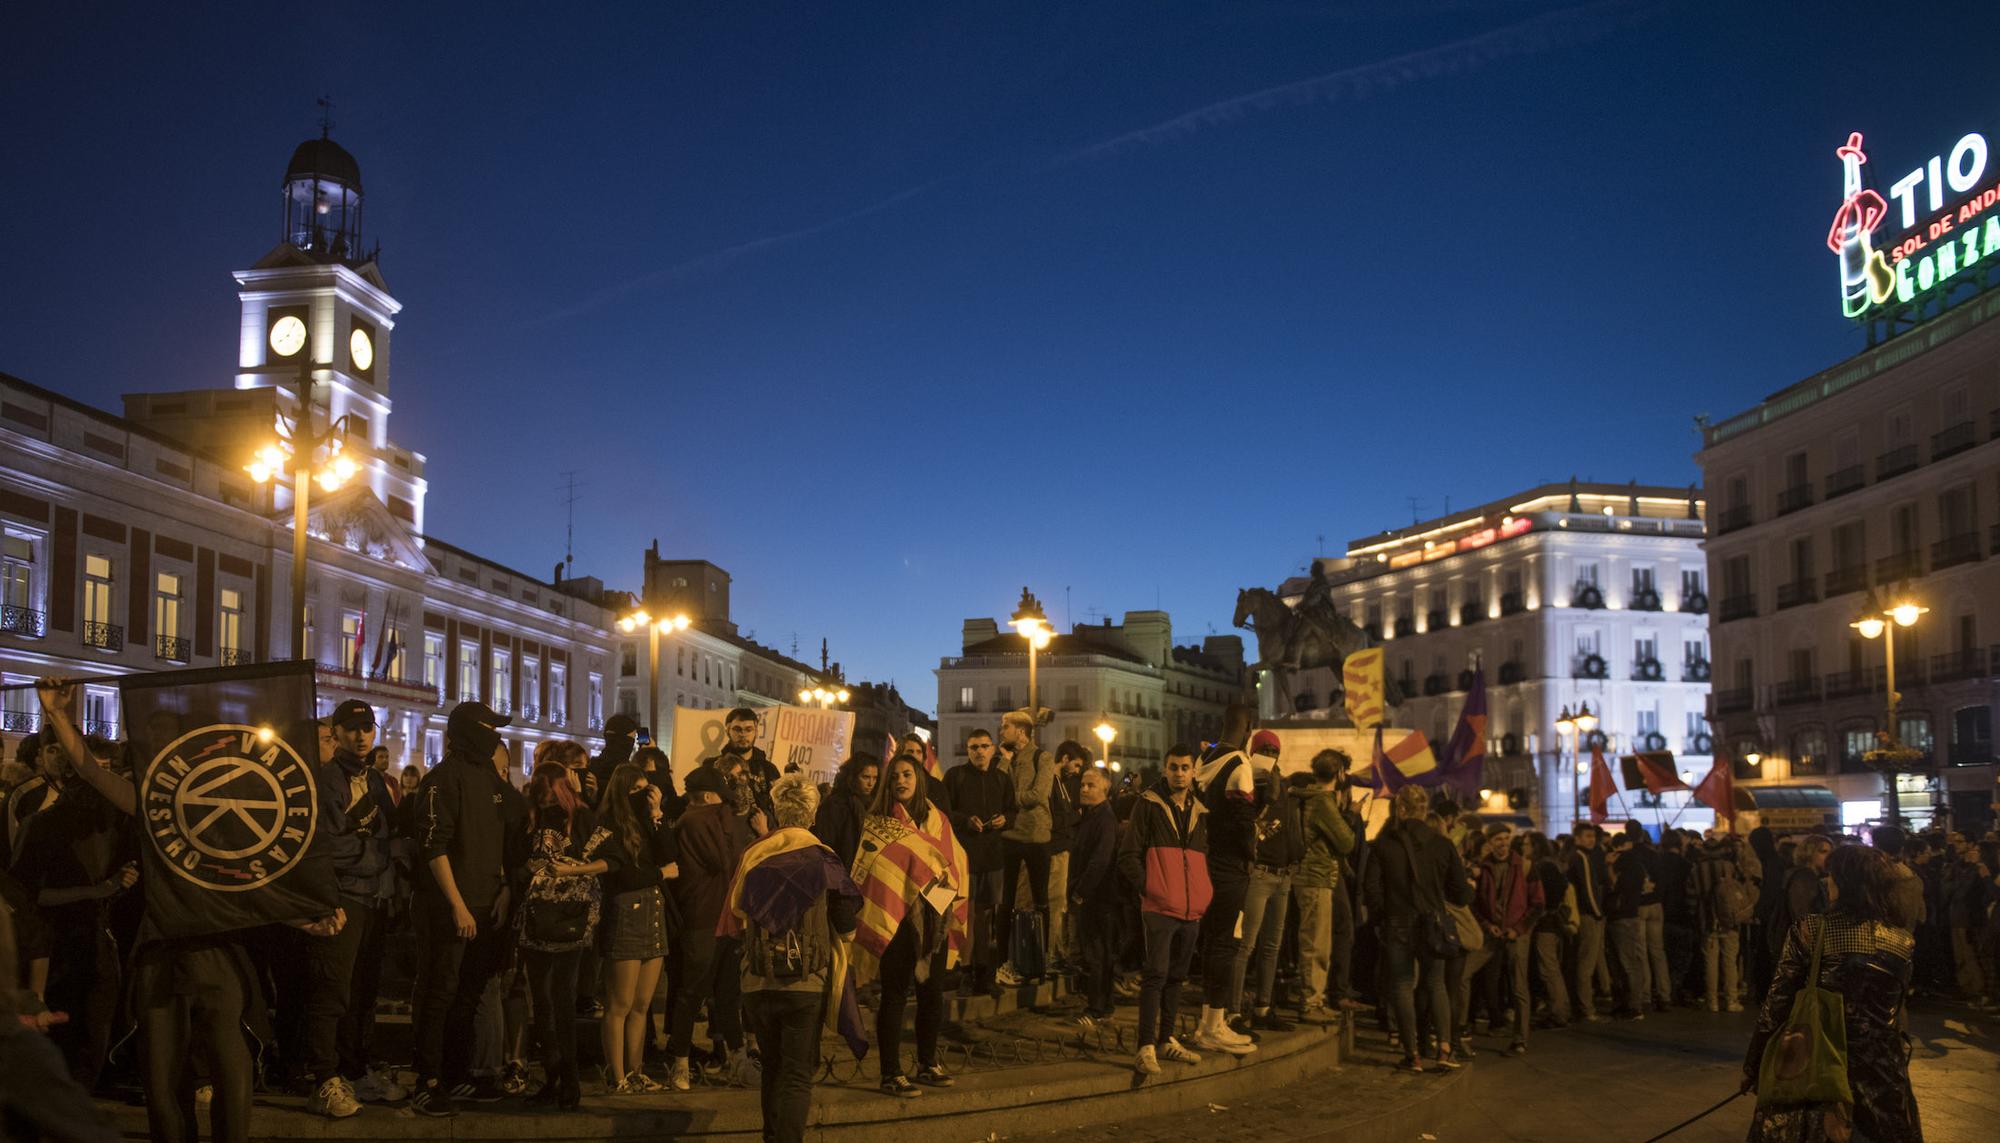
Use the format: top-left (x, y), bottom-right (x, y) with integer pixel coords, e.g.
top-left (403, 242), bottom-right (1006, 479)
top-left (1383, 728), bottom-right (1437, 777)
top-left (1343, 647), bottom-right (1386, 729)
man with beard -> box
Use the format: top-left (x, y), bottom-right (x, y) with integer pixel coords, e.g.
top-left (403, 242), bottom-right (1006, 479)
top-left (301, 700), bottom-right (408, 1117)
top-left (722, 708), bottom-right (781, 818)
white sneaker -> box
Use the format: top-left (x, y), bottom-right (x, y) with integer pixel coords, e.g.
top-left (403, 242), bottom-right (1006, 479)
top-left (668, 1058), bottom-right (691, 1092)
top-left (994, 963), bottom-right (1025, 987)
top-left (1134, 1044), bottom-right (1162, 1075)
top-left (353, 1068), bottom-right (407, 1103)
top-left (309, 1076), bottom-right (362, 1119)
top-left (1159, 1036), bottom-right (1203, 1065)
top-left (1725, 1000), bottom-right (1745, 1013)
top-left (1192, 1027), bottom-right (1258, 1056)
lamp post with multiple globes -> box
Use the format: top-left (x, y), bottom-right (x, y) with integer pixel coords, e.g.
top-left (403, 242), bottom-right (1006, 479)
top-left (798, 684), bottom-right (850, 710)
top-left (1556, 700), bottom-right (1598, 826)
top-left (1009, 588), bottom-right (1052, 722)
top-left (1849, 585), bottom-right (1929, 825)
top-left (616, 608), bottom-right (690, 742)
top-left (245, 314), bottom-right (363, 660)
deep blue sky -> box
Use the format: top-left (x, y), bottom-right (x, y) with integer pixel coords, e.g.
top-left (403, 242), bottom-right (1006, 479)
top-left (5, 1), bottom-right (1997, 710)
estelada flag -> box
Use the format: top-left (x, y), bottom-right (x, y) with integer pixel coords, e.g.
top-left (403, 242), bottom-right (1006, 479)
top-left (1343, 647), bottom-right (1386, 729)
top-left (119, 660), bottom-right (339, 939)
top-left (1587, 743), bottom-right (1619, 825)
top-left (1691, 754), bottom-right (1736, 821)
top-left (1623, 750), bottom-right (1688, 794)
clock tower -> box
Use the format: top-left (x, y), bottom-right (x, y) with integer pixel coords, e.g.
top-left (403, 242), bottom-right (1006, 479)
top-left (226, 125), bottom-right (428, 534)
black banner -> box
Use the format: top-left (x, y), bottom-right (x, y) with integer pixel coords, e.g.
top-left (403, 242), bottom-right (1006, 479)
top-left (118, 661), bottom-right (338, 939)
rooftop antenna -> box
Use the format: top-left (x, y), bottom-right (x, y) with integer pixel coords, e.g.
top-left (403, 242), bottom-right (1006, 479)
top-left (1406, 497), bottom-right (1425, 524)
top-left (1316, 533), bottom-right (1325, 556)
top-left (557, 470), bottom-right (582, 580)
top-left (820, 638), bottom-right (830, 673)
top-left (1065, 585), bottom-right (1071, 633)
top-left (316, 95), bottom-right (335, 138)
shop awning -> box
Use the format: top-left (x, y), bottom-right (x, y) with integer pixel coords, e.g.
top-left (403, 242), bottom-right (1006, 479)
top-left (1735, 784), bottom-right (1840, 828)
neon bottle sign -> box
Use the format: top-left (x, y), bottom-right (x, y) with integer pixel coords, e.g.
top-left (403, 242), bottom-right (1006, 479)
top-left (1832, 129), bottom-right (2000, 318)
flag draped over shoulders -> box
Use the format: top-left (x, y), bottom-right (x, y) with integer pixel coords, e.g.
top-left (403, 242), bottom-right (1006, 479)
top-left (718, 826), bottom-right (868, 1058)
top-left (848, 801), bottom-right (969, 982)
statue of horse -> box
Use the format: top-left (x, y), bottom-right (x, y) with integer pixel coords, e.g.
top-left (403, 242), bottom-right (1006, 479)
top-left (1233, 585), bottom-right (1388, 720)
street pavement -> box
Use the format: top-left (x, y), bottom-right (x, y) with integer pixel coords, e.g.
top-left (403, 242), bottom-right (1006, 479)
top-left (1024, 1003), bottom-right (1999, 1143)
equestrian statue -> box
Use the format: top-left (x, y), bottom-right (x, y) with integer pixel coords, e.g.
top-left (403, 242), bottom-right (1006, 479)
top-left (1233, 566), bottom-right (1397, 721)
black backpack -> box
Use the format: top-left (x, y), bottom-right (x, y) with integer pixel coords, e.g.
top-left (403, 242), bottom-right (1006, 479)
top-left (744, 890), bottom-right (832, 984)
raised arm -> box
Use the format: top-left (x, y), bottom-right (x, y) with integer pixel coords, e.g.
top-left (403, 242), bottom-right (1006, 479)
top-left (34, 678), bottom-right (133, 815)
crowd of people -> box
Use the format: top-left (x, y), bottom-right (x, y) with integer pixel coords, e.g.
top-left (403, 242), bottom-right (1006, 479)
top-left (0, 681), bottom-right (1991, 1143)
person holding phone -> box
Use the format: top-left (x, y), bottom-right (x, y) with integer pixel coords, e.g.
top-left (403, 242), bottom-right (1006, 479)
top-left (943, 730), bottom-right (1013, 993)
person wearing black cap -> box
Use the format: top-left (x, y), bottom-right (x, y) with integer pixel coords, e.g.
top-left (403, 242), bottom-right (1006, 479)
top-left (587, 714), bottom-right (640, 805)
top-left (302, 700), bottom-right (408, 1117)
top-left (408, 701), bottom-right (518, 1117)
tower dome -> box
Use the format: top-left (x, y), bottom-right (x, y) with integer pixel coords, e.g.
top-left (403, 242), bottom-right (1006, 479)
top-left (281, 130), bottom-right (368, 263)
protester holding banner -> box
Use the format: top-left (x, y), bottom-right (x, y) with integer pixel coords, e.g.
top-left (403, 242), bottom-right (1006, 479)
top-left (408, 700), bottom-right (520, 1117)
top-left (38, 673), bottom-right (345, 1143)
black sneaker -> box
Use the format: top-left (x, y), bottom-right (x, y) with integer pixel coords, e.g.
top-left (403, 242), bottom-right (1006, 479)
top-left (1253, 1010), bottom-right (1294, 1033)
top-left (446, 1078), bottom-right (507, 1103)
top-left (880, 1075), bottom-right (922, 1098)
top-left (913, 1064), bottom-right (955, 1087)
top-left (410, 1081), bottom-right (457, 1118)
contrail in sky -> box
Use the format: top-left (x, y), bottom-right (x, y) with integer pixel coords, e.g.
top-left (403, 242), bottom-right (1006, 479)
top-left (1064, 0), bottom-right (1648, 161)
top-left (535, 0), bottom-right (1647, 323)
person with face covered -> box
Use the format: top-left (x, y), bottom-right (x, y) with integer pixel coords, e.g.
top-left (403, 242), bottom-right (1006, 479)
top-left (666, 760), bottom-right (753, 1090)
top-left (595, 760), bottom-right (679, 1093)
top-left (299, 700), bottom-right (408, 1117)
top-left (812, 755), bottom-right (880, 868)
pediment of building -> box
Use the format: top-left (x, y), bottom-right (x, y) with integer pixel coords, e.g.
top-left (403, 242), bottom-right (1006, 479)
top-left (287, 486), bottom-right (432, 574)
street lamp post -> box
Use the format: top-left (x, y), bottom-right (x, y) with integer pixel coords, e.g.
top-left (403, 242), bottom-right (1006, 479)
top-left (1009, 587), bottom-right (1051, 718)
top-left (1093, 719), bottom-right (1116, 769)
top-left (246, 315), bottom-right (361, 660)
top-left (1850, 585), bottom-right (1929, 825)
top-left (1557, 701), bottom-right (1598, 827)
top-left (798, 684), bottom-right (850, 710)
top-left (617, 608), bottom-right (689, 740)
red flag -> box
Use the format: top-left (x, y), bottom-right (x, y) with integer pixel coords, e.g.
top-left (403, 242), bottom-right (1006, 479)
top-left (1692, 754), bottom-right (1736, 821)
top-left (923, 738), bottom-right (943, 782)
top-left (350, 612), bottom-right (366, 675)
top-left (1587, 744), bottom-right (1618, 824)
top-left (1628, 751), bottom-right (1688, 794)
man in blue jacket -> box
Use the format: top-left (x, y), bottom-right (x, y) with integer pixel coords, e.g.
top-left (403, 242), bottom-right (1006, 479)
top-left (1067, 766), bottom-right (1119, 1023)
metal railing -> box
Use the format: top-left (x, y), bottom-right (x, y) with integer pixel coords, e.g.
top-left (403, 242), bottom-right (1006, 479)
top-left (1931, 533), bottom-right (1982, 570)
top-left (1712, 688), bottom-right (1753, 715)
top-left (1776, 484), bottom-right (1814, 515)
top-left (1824, 464), bottom-right (1865, 500)
top-left (83, 719), bottom-right (118, 738)
top-left (1876, 444), bottom-right (1918, 480)
top-left (1824, 666), bottom-right (1881, 698)
top-left (1, 604), bottom-right (45, 638)
top-left (1714, 504), bottom-right (1753, 534)
top-left (1, 710), bottom-right (39, 733)
top-left (1929, 648), bottom-right (1988, 683)
top-left (156, 634), bottom-right (190, 662)
top-left (83, 621), bottom-right (122, 651)
top-left (219, 647), bottom-right (253, 666)
top-left (1775, 581), bottom-right (1818, 610)
top-left (1875, 550), bottom-right (1923, 581)
top-left (519, 705), bottom-right (540, 723)
top-left (1499, 592), bottom-right (1526, 616)
top-left (1717, 593), bottom-right (1757, 622)
top-left (1774, 678), bottom-right (1821, 706)
top-left (1458, 602), bottom-right (1485, 626)
top-left (1823, 566), bottom-right (1867, 598)
top-left (1931, 420), bottom-right (1976, 460)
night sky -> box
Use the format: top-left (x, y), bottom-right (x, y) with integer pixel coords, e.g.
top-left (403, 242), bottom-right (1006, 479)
top-left (5, 1), bottom-right (1997, 709)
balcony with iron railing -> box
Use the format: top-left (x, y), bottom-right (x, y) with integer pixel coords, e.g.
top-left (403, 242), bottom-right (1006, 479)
top-left (1930, 648), bottom-right (1989, 683)
top-left (587, 716), bottom-right (605, 731)
top-left (1499, 591), bottom-right (1526, 616)
top-left (1497, 660), bottom-right (1526, 685)
top-left (1717, 593), bottom-right (1757, 622)
top-left (1875, 550), bottom-right (1924, 582)
top-left (1774, 678), bottom-right (1821, 706)
top-left (317, 663), bottom-right (449, 704)
top-left (1425, 608), bottom-right (1447, 631)
top-left (1931, 420), bottom-right (1977, 461)
top-left (1775, 580), bottom-right (1818, 610)
top-left (156, 634), bottom-right (189, 663)
top-left (519, 705), bottom-right (540, 724)
top-left (1423, 673), bottom-right (1448, 696)
top-left (1, 709), bottom-right (39, 733)
top-left (1824, 665), bottom-right (1882, 698)
top-left (550, 709), bottom-right (568, 728)
top-left (1932, 532), bottom-right (1982, 570)
top-left (83, 621), bottom-right (122, 651)
top-left (1776, 484), bottom-right (1815, 515)
top-left (1712, 688), bottom-right (1754, 715)
top-left (219, 647), bottom-right (253, 666)
top-left (1824, 464), bottom-right (1866, 501)
top-left (83, 719), bottom-right (117, 738)
top-left (1458, 601), bottom-right (1484, 626)
top-left (1394, 616), bottom-right (1415, 638)
top-left (1, 605), bottom-right (45, 638)
top-left (1876, 444), bottom-right (1918, 480)
top-left (1714, 504), bottom-right (1753, 535)
top-left (1682, 659), bottom-right (1712, 683)
top-left (1629, 586), bottom-right (1662, 612)
top-left (954, 702), bottom-right (978, 713)
top-left (1823, 566), bottom-right (1867, 599)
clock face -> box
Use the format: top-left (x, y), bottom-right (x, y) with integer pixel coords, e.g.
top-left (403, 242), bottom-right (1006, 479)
top-left (349, 327), bottom-right (375, 372)
top-left (269, 315), bottom-right (307, 358)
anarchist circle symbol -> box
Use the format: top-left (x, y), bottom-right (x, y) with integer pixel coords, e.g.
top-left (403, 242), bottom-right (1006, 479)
top-left (141, 723), bottom-right (317, 892)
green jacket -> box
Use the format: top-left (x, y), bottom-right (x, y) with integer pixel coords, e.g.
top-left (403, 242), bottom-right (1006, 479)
top-left (1294, 785), bottom-right (1355, 890)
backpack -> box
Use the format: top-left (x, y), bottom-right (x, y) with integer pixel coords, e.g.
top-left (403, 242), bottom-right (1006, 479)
top-left (1711, 859), bottom-right (1755, 928)
top-left (744, 889), bottom-right (833, 985)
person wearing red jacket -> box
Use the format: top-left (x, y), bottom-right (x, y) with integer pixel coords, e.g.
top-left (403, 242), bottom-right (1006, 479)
top-left (1460, 827), bottom-right (1545, 1057)
top-left (1118, 745), bottom-right (1248, 1076)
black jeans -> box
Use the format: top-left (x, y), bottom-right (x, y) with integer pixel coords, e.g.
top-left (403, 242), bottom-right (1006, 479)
top-left (135, 941), bottom-right (253, 1143)
top-left (1137, 911), bottom-right (1199, 1047)
top-left (1381, 918), bottom-right (1449, 1060)
top-left (411, 891), bottom-right (509, 1084)
top-left (302, 893), bottom-right (371, 1081)
top-left (743, 990), bottom-right (823, 1143)
top-left (998, 839), bottom-right (1050, 920)
top-left (1330, 883), bottom-right (1356, 1000)
top-left (965, 868), bottom-right (1003, 973)
top-left (524, 948), bottom-right (583, 1072)
top-left (1076, 900), bottom-right (1119, 1016)
top-left (1201, 859), bottom-right (1249, 1006)
top-left (341, 899), bottom-right (387, 1077)
top-left (668, 929), bottom-right (745, 1058)
top-left (876, 921), bottom-right (946, 1080)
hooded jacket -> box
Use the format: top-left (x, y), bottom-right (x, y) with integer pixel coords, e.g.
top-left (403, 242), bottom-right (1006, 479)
top-left (413, 747), bottom-right (514, 911)
top-left (1116, 784), bottom-right (1213, 921)
top-left (1196, 745), bottom-right (1259, 867)
top-left (318, 748), bottom-right (400, 900)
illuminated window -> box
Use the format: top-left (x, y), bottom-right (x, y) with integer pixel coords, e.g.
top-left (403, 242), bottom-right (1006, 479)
top-left (457, 642), bottom-right (480, 701)
top-left (83, 554), bottom-right (115, 629)
top-left (219, 588), bottom-right (243, 658)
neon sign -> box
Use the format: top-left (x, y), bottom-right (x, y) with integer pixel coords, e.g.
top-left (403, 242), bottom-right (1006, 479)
top-left (1457, 527), bottom-right (1498, 551)
top-left (1832, 130), bottom-right (2000, 318)
top-left (1499, 515), bottom-right (1533, 539)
